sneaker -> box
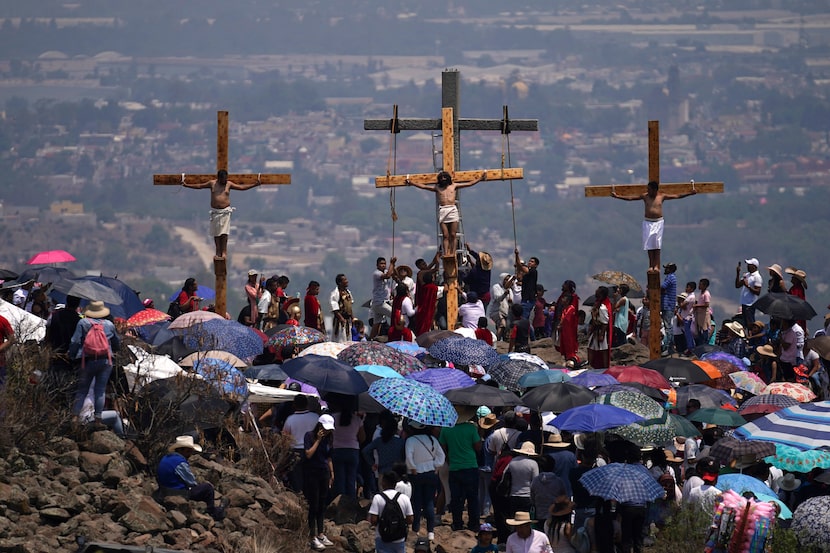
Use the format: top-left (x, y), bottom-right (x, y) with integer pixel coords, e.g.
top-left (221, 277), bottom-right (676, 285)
top-left (310, 537), bottom-right (325, 551)
top-left (318, 535), bottom-right (334, 547)
top-left (428, 532), bottom-right (435, 542)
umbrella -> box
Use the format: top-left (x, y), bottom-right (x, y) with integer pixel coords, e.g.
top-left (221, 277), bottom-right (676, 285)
top-left (754, 494), bottom-right (793, 520)
top-left (26, 249), bottom-right (76, 265)
top-left (368, 378), bottom-right (458, 427)
top-left (168, 285), bottom-right (215, 302)
top-left (443, 383), bottom-right (522, 407)
top-left (738, 394), bottom-right (799, 416)
top-left (673, 385), bottom-right (738, 414)
top-left (297, 341), bottom-right (350, 358)
top-left (579, 463), bottom-right (666, 503)
top-left (244, 364), bottom-right (288, 381)
top-left (754, 293), bottom-right (817, 320)
top-left (428, 337), bottom-right (499, 367)
top-left (80, 276), bottom-right (145, 320)
top-left (126, 308), bottom-right (171, 328)
top-left (792, 496), bottom-right (830, 549)
top-left (610, 412), bottom-right (697, 445)
top-left (50, 278), bottom-right (123, 305)
top-left (692, 344), bottom-right (723, 357)
top-left (687, 407), bottom-right (747, 427)
top-left (641, 358), bottom-right (717, 384)
top-left (592, 271), bottom-right (643, 292)
top-left (517, 369), bottom-right (572, 389)
top-left (593, 390), bottom-right (665, 420)
top-left (416, 330), bottom-right (464, 348)
top-left (605, 365), bottom-right (672, 390)
top-left (715, 473), bottom-right (775, 498)
top-left (338, 341), bottom-right (425, 376)
top-left (192, 358), bottom-right (249, 399)
top-left (569, 370), bottom-right (619, 388)
top-left (708, 437), bottom-right (777, 466)
top-left (266, 326), bottom-right (327, 349)
top-left (167, 310), bottom-right (225, 329)
top-left (734, 400), bottom-right (830, 450)
top-left (728, 372), bottom-right (767, 395)
top-left (520, 382), bottom-right (598, 413)
top-left (386, 341), bottom-right (427, 356)
top-left (282, 354), bottom-right (368, 394)
top-left (0, 269), bottom-right (18, 281)
top-left (13, 267), bottom-right (76, 286)
top-left (763, 382), bottom-right (816, 403)
top-left (667, 414), bottom-right (703, 439)
top-left (150, 327), bottom-right (197, 361)
top-left (175, 319), bottom-right (264, 360)
top-left (765, 443), bottom-right (830, 473)
top-left (701, 351), bottom-right (746, 372)
top-left (356, 364), bottom-right (405, 380)
top-left (806, 336), bottom-right (830, 360)
top-left (179, 350), bottom-right (248, 368)
top-left (592, 383), bottom-right (666, 402)
top-left (406, 368), bottom-right (475, 394)
top-left (488, 357), bottom-right (547, 392)
top-left (551, 404), bottom-right (644, 432)
top-left (505, 352), bottom-right (549, 370)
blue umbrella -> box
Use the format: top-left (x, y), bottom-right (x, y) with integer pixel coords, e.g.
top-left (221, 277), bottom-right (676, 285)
top-left (193, 358), bottom-right (249, 399)
top-left (244, 364), bottom-right (287, 381)
top-left (386, 341), bottom-right (427, 356)
top-left (356, 364), bottom-right (404, 379)
top-left (428, 337), bottom-right (500, 367)
top-left (406, 368), bottom-right (475, 394)
top-left (517, 369), bottom-right (572, 389)
top-left (169, 285), bottom-right (215, 302)
top-left (174, 318), bottom-right (264, 360)
top-left (368, 378), bottom-right (458, 427)
top-left (570, 371), bottom-right (619, 388)
top-left (715, 473), bottom-right (775, 498)
top-left (754, 494), bottom-right (792, 520)
top-left (282, 354), bottom-right (368, 394)
top-left (51, 275), bottom-right (144, 319)
top-left (551, 404), bottom-right (645, 432)
top-left (579, 463), bottom-right (666, 503)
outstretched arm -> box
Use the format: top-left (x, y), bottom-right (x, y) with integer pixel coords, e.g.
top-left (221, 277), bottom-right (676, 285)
top-left (230, 178), bottom-right (261, 191)
top-left (455, 170), bottom-right (486, 189)
top-left (405, 176), bottom-right (434, 191)
top-left (610, 190), bottom-right (645, 201)
top-left (183, 178), bottom-right (216, 190)
top-left (661, 190), bottom-right (697, 201)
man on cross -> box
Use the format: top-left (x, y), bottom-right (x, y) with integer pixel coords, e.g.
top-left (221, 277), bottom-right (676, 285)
top-left (610, 180), bottom-right (696, 272)
top-left (184, 169), bottom-right (262, 258)
top-left (406, 170), bottom-right (485, 256)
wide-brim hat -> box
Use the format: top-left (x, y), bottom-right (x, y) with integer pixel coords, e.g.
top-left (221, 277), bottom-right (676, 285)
top-left (766, 264), bottom-right (784, 279)
top-left (776, 473), bottom-right (802, 491)
top-left (478, 413), bottom-right (498, 429)
top-left (725, 321), bottom-right (745, 338)
top-left (512, 441), bottom-right (538, 456)
top-left (478, 252), bottom-right (494, 271)
top-left (791, 269), bottom-right (808, 288)
top-left (506, 511), bottom-right (536, 526)
top-left (83, 300), bottom-right (110, 319)
top-left (756, 344), bottom-right (777, 358)
top-left (543, 434), bottom-right (571, 448)
top-left (550, 496), bottom-right (576, 517)
top-left (169, 435), bottom-right (202, 453)
top-left (397, 265), bottom-right (413, 278)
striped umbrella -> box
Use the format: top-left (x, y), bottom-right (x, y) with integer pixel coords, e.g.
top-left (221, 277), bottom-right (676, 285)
top-left (734, 400), bottom-right (830, 450)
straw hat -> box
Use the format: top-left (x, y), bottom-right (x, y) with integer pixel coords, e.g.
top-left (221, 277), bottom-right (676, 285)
top-left (791, 269), bottom-right (808, 288)
top-left (478, 413), bottom-right (498, 430)
top-left (766, 264), bottom-right (784, 279)
top-left (512, 441), bottom-right (538, 456)
top-left (478, 252), bottom-right (494, 271)
top-left (83, 300), bottom-right (110, 319)
top-left (506, 511), bottom-right (536, 526)
top-left (397, 265), bottom-right (413, 278)
top-left (776, 473), bottom-right (801, 491)
top-left (756, 344), bottom-right (777, 358)
top-left (725, 321), bottom-right (745, 338)
top-left (543, 434), bottom-right (571, 448)
top-left (169, 435), bottom-right (202, 453)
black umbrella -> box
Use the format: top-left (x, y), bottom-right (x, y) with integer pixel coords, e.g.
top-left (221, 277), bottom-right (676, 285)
top-left (14, 266), bottom-right (76, 285)
top-left (754, 292), bottom-right (817, 320)
top-left (520, 382), bottom-right (598, 413)
top-left (50, 278), bottom-right (123, 305)
top-left (244, 364), bottom-right (287, 381)
top-left (356, 372), bottom-right (386, 414)
top-left (444, 383), bottom-right (522, 407)
top-left (0, 269), bottom-right (18, 281)
top-left (282, 354), bottom-right (368, 394)
top-left (641, 357), bottom-right (714, 384)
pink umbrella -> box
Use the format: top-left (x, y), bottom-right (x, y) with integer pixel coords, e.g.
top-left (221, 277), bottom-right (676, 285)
top-left (26, 249), bottom-right (76, 265)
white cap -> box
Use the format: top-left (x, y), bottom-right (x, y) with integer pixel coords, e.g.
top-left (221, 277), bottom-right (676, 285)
top-left (318, 414), bottom-right (335, 430)
top-left (745, 258), bottom-right (759, 267)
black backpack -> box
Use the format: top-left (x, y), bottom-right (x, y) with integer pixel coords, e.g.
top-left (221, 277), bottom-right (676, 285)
top-left (378, 492), bottom-right (407, 542)
top-left (167, 300), bottom-right (183, 320)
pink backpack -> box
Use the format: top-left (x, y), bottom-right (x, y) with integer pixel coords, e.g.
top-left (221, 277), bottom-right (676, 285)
top-left (82, 321), bottom-right (111, 367)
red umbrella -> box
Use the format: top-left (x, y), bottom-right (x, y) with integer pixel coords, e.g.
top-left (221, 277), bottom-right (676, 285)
top-left (26, 249), bottom-right (76, 265)
top-left (126, 308), bottom-right (171, 328)
top-left (605, 365), bottom-right (672, 390)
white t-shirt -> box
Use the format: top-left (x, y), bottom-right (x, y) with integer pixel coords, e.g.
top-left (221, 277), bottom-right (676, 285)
top-left (283, 411), bottom-right (320, 449)
top-left (739, 270), bottom-right (762, 306)
top-left (372, 269), bottom-right (391, 305)
top-left (257, 289), bottom-right (271, 313)
top-left (369, 489), bottom-right (414, 543)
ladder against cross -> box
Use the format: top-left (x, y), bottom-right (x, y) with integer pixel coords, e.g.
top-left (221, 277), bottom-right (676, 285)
top-left (152, 110), bottom-right (291, 317)
top-left (585, 120), bottom-right (724, 361)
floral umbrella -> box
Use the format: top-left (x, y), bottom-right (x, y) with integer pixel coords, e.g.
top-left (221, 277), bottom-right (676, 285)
top-left (762, 382), bottom-right (816, 403)
top-left (192, 358), bottom-right (249, 399)
top-left (338, 341), bottom-right (425, 376)
top-left (488, 357), bottom-right (547, 392)
top-left (126, 308), bottom-right (171, 328)
top-left (266, 326), bottom-right (327, 349)
top-left (592, 390), bottom-right (666, 420)
top-left (428, 337), bottom-right (500, 367)
top-left (611, 412), bottom-right (700, 446)
top-left (738, 394), bottom-right (799, 416)
top-left (297, 341), bottom-right (350, 358)
top-left (592, 383), bottom-right (666, 402)
top-left (728, 372), bottom-right (767, 395)
top-left (765, 443), bottom-right (830, 473)
top-left (791, 496), bottom-right (830, 549)
top-left (369, 378), bottom-right (458, 427)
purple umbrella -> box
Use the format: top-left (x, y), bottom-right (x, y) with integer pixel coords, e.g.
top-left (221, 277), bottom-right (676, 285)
top-left (552, 404), bottom-right (645, 432)
top-left (405, 368), bottom-right (475, 394)
top-left (570, 371), bottom-right (619, 388)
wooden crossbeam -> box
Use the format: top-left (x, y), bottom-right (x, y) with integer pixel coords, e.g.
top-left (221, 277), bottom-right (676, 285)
top-left (584, 182), bottom-right (723, 197)
top-left (153, 174), bottom-right (291, 186)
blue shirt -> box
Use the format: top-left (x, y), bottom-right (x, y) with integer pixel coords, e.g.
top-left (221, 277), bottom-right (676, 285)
top-left (661, 273), bottom-right (677, 312)
top-left (157, 453), bottom-right (197, 489)
top-left (68, 317), bottom-right (120, 360)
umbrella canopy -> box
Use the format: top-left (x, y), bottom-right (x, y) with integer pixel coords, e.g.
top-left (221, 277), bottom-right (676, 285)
top-left (728, 372), bottom-right (767, 395)
top-left (504, 352), bottom-right (549, 370)
top-left (687, 407), bottom-right (747, 427)
top-left (427, 337), bottom-right (500, 367)
top-left (244, 364), bottom-right (288, 381)
top-left (192, 358), bottom-right (249, 399)
top-left (551, 404), bottom-right (644, 432)
top-left (592, 271), bottom-right (643, 292)
top-left (520, 382), bottom-right (598, 413)
top-left (610, 412), bottom-right (698, 446)
top-left (593, 390), bottom-right (665, 420)
top-left (755, 293), bottom-right (818, 320)
top-left (168, 285), bottom-right (215, 302)
top-left (762, 382), bottom-right (816, 403)
top-left (356, 364), bottom-right (405, 380)
top-left (416, 330), bottom-right (464, 348)
top-left (579, 463), bottom-right (666, 503)
top-left (338, 341), bottom-right (425, 376)
top-left (738, 394), bottom-right (799, 416)
top-left (175, 319), bottom-right (264, 360)
top-left (282, 354), bottom-right (368, 394)
top-left (369, 378), bottom-right (458, 427)
top-left (641, 358), bottom-right (717, 385)
top-left (765, 443), bottom-right (830, 473)
top-left (734, 400), bottom-right (830, 450)
top-left (715, 473), bottom-right (775, 498)
top-left (701, 351), bottom-right (746, 372)
top-left (517, 369), bottom-right (572, 389)
top-left (297, 341), bottom-right (350, 358)
top-left (605, 365), bottom-right (672, 390)
top-left (791, 496), bottom-right (830, 549)
top-left (126, 308), bottom-right (171, 328)
top-left (179, 350), bottom-right (248, 368)
top-left (488, 357), bottom-right (547, 392)
top-left (754, 494), bottom-right (792, 520)
top-left (806, 336), bottom-right (830, 360)
top-left (26, 249), bottom-right (76, 265)
top-left (569, 370), bottom-right (619, 388)
top-left (0, 269), bottom-right (18, 281)
top-left (405, 368), bottom-right (475, 394)
top-left (708, 437), bottom-right (777, 466)
top-left (50, 278), bottom-right (123, 305)
top-left (692, 344), bottom-right (723, 357)
top-left (167, 310), bottom-right (225, 329)
top-left (592, 383), bottom-right (666, 402)
top-left (673, 385), bottom-right (738, 414)
top-left (266, 326), bottom-right (327, 349)
top-left (386, 341), bottom-right (427, 356)
top-left (443, 383), bottom-right (522, 407)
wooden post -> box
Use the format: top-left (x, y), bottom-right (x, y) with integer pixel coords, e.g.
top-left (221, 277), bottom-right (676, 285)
top-left (153, 111), bottom-right (291, 318)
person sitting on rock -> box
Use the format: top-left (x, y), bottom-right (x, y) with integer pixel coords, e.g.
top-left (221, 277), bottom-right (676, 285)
top-left (156, 435), bottom-right (228, 521)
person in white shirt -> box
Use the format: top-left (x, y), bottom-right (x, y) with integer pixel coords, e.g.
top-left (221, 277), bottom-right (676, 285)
top-left (368, 472), bottom-right (414, 553)
top-left (504, 511), bottom-right (552, 553)
top-left (405, 422), bottom-right (445, 542)
top-left (256, 277), bottom-right (273, 330)
top-left (282, 395), bottom-right (320, 492)
top-left (459, 292), bottom-right (486, 330)
top-left (488, 273), bottom-right (515, 341)
top-left (735, 258), bottom-right (762, 329)
top-left (329, 274), bottom-right (353, 342)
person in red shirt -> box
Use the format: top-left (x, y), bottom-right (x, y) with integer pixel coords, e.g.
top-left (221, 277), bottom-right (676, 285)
top-left (177, 278), bottom-right (201, 313)
top-left (0, 314), bottom-right (15, 386)
top-left (304, 281), bottom-right (325, 332)
top-left (474, 317), bottom-right (493, 346)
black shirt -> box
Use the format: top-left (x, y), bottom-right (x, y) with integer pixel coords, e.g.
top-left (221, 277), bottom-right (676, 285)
top-left (521, 267), bottom-right (538, 302)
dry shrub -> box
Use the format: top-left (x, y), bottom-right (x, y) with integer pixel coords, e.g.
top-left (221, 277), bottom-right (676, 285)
top-left (651, 503), bottom-right (711, 553)
top-left (231, 422), bottom-right (298, 486)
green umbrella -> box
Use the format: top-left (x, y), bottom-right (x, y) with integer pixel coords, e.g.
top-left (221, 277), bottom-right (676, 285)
top-left (610, 412), bottom-right (696, 446)
top-left (687, 407), bottom-right (747, 427)
top-left (592, 390), bottom-right (665, 419)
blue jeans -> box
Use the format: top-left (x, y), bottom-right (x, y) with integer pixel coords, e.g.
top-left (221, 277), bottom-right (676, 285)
top-left (683, 320), bottom-right (695, 352)
top-left (72, 359), bottom-right (112, 418)
top-left (331, 448), bottom-right (359, 499)
top-left (449, 468), bottom-right (479, 531)
top-left (411, 471), bottom-right (439, 533)
top-left (374, 536), bottom-right (406, 553)
top-left (741, 305), bottom-right (756, 329)
top-left (695, 328), bottom-right (710, 347)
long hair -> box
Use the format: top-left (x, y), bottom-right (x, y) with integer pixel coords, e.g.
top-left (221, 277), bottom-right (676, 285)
top-left (182, 278), bottom-right (196, 293)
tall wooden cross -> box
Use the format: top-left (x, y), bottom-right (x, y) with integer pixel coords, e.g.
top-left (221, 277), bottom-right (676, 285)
top-left (364, 70), bottom-right (538, 331)
top-left (152, 111), bottom-right (291, 317)
top-left (585, 120), bottom-right (724, 360)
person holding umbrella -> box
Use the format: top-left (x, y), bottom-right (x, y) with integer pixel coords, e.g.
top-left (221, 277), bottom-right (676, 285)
top-left (304, 414), bottom-right (336, 551)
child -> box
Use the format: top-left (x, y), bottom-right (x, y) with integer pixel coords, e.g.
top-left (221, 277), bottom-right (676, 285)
top-left (471, 523), bottom-right (498, 553)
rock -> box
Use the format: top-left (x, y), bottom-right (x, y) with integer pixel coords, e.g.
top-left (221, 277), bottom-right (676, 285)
top-left (38, 507), bottom-right (71, 522)
top-left (83, 431), bottom-right (126, 455)
top-left (119, 496), bottom-right (171, 533)
top-left (79, 451), bottom-right (115, 481)
top-left (168, 509), bottom-right (188, 527)
top-left (0, 483), bottom-right (32, 514)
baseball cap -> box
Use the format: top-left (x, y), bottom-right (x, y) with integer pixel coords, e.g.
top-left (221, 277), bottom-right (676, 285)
top-left (744, 258), bottom-right (759, 266)
top-left (318, 414), bottom-right (335, 430)
top-left (248, 269), bottom-right (258, 276)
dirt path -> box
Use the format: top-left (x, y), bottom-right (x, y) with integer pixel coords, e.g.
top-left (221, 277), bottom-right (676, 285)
top-left (174, 226), bottom-right (213, 269)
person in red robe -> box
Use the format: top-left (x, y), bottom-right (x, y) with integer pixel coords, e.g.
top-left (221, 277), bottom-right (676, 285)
top-left (388, 310), bottom-right (414, 342)
top-left (557, 290), bottom-right (581, 364)
top-left (413, 273), bottom-right (438, 336)
top-left (787, 268), bottom-right (807, 331)
top-left (303, 281), bottom-right (324, 332)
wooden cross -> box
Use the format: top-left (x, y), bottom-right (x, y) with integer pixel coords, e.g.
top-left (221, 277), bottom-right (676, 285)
top-left (585, 120), bottom-right (724, 360)
top-left (152, 111), bottom-right (291, 318)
